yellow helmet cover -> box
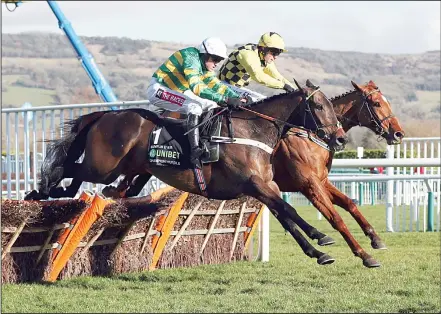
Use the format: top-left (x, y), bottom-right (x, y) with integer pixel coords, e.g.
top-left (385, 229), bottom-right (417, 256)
top-left (258, 32), bottom-right (287, 52)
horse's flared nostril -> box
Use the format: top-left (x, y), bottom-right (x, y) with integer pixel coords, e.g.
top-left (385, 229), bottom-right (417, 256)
top-left (394, 131), bottom-right (404, 140)
top-left (336, 137), bottom-right (347, 146)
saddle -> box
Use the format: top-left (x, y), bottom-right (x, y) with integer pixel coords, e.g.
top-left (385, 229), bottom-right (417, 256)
top-left (125, 108), bottom-right (226, 168)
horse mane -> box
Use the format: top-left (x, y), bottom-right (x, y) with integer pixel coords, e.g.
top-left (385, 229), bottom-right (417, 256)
top-left (330, 89), bottom-right (357, 102)
top-left (249, 89), bottom-right (303, 107)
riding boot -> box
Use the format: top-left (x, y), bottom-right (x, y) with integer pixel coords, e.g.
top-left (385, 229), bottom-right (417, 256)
top-left (187, 114), bottom-right (204, 166)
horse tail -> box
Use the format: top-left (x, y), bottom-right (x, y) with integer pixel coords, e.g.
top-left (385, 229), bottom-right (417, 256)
top-left (38, 111), bottom-right (109, 191)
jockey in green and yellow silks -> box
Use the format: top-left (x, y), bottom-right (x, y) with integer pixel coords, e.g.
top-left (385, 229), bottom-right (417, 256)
top-left (146, 37), bottom-right (247, 166)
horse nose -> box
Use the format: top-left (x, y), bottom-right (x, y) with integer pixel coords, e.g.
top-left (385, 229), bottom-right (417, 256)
top-left (335, 128), bottom-right (348, 146)
top-left (335, 136), bottom-right (348, 146)
top-left (394, 131), bottom-right (404, 141)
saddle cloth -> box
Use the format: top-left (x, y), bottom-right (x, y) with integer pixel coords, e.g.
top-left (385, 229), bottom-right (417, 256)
top-left (147, 114), bottom-right (222, 169)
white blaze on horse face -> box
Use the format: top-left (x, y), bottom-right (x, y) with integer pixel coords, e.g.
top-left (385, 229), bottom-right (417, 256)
top-left (381, 94), bottom-right (390, 105)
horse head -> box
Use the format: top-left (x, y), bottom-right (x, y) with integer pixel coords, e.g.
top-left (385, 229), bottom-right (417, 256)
top-left (290, 78), bottom-right (348, 151)
top-left (350, 80), bottom-right (405, 145)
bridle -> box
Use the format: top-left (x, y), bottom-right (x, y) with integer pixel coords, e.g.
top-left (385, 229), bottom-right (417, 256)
top-left (338, 88), bottom-right (394, 140)
top-left (239, 88), bottom-right (342, 142)
top-left (301, 88), bottom-right (342, 141)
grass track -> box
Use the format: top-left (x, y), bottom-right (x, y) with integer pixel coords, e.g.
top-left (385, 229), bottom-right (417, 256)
top-left (1, 204), bottom-right (440, 313)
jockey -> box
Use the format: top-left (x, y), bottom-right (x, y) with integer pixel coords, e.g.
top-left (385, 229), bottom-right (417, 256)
top-left (218, 32), bottom-right (295, 101)
top-left (146, 37), bottom-right (247, 166)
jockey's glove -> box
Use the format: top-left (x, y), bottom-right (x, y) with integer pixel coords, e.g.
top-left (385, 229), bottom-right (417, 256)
top-left (244, 94), bottom-right (254, 106)
top-left (224, 97), bottom-right (243, 109)
top-left (283, 84), bottom-right (295, 93)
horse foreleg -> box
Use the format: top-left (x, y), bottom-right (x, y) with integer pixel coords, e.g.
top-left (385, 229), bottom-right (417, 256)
top-left (102, 175), bottom-right (134, 198)
top-left (303, 176), bottom-right (380, 268)
top-left (324, 180), bottom-right (386, 250)
top-left (125, 174), bottom-right (153, 198)
top-left (247, 175), bottom-right (334, 265)
top-left (268, 181), bottom-right (335, 246)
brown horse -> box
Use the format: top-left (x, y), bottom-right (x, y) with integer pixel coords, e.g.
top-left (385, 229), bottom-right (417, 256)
top-left (272, 79), bottom-right (405, 267)
top-left (25, 80), bottom-right (350, 266)
top-left (107, 80), bottom-right (405, 267)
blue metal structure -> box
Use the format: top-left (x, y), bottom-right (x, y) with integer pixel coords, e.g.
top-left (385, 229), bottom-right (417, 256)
top-left (4, 1), bottom-right (119, 110)
top-left (46, 1), bottom-right (118, 109)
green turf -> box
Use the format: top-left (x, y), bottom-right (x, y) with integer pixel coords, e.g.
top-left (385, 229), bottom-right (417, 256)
top-left (1, 204), bottom-right (440, 313)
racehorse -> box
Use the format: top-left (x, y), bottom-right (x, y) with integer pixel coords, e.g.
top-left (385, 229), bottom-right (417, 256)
top-left (105, 79), bottom-right (405, 267)
top-left (25, 80), bottom-right (349, 266)
top-left (272, 80), bottom-right (405, 267)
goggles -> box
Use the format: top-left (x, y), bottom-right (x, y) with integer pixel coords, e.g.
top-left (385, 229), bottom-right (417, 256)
top-left (210, 55), bottom-right (224, 63)
top-left (268, 48), bottom-right (282, 57)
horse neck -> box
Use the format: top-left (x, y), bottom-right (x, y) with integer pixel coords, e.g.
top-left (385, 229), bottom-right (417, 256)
top-left (252, 91), bottom-right (303, 122)
top-left (332, 91), bottom-right (361, 132)
top-left (233, 91), bottom-right (303, 145)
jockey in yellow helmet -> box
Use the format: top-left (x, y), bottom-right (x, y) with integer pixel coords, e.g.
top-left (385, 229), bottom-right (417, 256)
top-left (218, 32), bottom-right (295, 101)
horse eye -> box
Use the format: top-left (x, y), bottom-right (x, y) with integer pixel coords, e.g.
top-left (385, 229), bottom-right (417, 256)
top-left (374, 102), bottom-right (380, 107)
top-left (315, 104), bottom-right (324, 110)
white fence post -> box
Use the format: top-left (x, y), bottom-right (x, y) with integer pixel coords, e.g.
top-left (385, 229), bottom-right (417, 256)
top-left (386, 145), bottom-right (395, 232)
top-left (258, 206), bottom-right (270, 262)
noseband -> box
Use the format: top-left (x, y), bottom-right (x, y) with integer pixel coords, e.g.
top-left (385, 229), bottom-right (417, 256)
top-left (340, 88), bottom-right (394, 139)
top-left (303, 88), bottom-right (343, 141)
top-left (363, 89), bottom-right (394, 139)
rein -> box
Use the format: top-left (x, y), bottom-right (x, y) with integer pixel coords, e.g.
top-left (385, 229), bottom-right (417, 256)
top-left (239, 106), bottom-right (298, 128)
top-left (183, 108), bottom-right (228, 135)
top-left (306, 88), bottom-right (320, 100)
top-left (239, 87), bottom-right (320, 123)
top-left (240, 88), bottom-right (342, 141)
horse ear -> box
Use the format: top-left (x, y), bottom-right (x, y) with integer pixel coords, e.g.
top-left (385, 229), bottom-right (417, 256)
top-left (306, 79), bottom-right (319, 90)
top-left (351, 80), bottom-right (363, 92)
top-left (293, 78), bottom-right (303, 91)
top-left (305, 79), bottom-right (314, 88)
top-left (368, 80), bottom-right (377, 88)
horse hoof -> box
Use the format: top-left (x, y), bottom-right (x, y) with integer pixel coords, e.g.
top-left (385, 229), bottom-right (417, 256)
top-left (363, 257), bottom-right (381, 268)
top-left (118, 190), bottom-right (127, 198)
top-left (24, 190), bottom-right (39, 200)
top-left (371, 240), bottom-right (387, 250)
top-left (317, 254), bottom-right (335, 265)
top-left (317, 235), bottom-right (336, 246)
top-left (102, 186), bottom-right (117, 198)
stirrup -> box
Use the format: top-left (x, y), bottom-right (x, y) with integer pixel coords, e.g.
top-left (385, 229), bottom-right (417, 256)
top-left (190, 148), bottom-right (204, 163)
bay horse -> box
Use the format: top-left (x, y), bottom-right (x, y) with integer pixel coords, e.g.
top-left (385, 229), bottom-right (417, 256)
top-left (25, 80), bottom-right (350, 266)
top-left (272, 79), bottom-right (405, 267)
top-left (103, 79), bottom-right (405, 267)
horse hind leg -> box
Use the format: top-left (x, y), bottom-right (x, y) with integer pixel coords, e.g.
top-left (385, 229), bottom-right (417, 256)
top-left (24, 165), bottom-right (82, 201)
top-left (49, 178), bottom-right (83, 199)
top-left (246, 175), bottom-right (334, 265)
top-left (25, 146), bottom-right (80, 200)
top-left (24, 166), bottom-right (65, 200)
top-left (37, 160), bottom-right (89, 199)
top-left (268, 181), bottom-right (335, 247)
top-left (324, 180), bottom-right (386, 250)
top-left (305, 177), bottom-right (380, 268)
top-left (44, 162), bottom-right (85, 199)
